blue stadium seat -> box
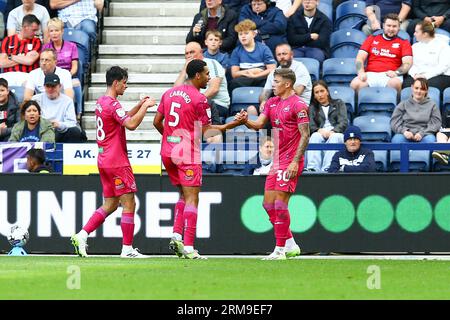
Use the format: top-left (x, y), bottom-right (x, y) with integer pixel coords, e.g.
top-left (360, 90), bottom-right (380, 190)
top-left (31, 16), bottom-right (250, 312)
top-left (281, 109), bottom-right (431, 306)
top-left (322, 58), bottom-right (357, 86)
top-left (0, 0), bottom-right (6, 14)
top-left (334, 0), bottom-right (366, 31)
top-left (435, 28), bottom-right (450, 45)
top-left (9, 86), bottom-right (25, 104)
top-left (230, 87), bottom-right (262, 115)
top-left (373, 150), bottom-right (388, 172)
top-left (357, 87), bottom-right (398, 116)
top-left (443, 87), bottom-right (450, 113)
top-left (294, 57), bottom-right (320, 82)
top-left (330, 29), bottom-right (367, 58)
top-left (401, 86), bottom-right (441, 110)
top-left (63, 28), bottom-right (91, 72)
top-left (390, 150), bottom-right (431, 172)
top-left (329, 86), bottom-right (355, 120)
top-left (373, 29), bottom-right (411, 42)
top-left (318, 1), bottom-right (333, 22)
top-left (353, 115), bottom-right (392, 142)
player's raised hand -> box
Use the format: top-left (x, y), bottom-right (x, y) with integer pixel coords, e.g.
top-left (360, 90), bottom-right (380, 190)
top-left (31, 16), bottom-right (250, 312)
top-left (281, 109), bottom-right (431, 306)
top-left (142, 96), bottom-right (156, 109)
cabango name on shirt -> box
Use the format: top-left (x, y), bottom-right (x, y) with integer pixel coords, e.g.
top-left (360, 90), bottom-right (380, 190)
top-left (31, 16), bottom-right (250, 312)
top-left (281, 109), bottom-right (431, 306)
top-left (169, 90), bottom-right (191, 103)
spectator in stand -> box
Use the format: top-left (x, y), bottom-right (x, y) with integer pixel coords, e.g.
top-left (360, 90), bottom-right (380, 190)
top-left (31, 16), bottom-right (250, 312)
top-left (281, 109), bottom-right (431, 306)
top-left (24, 48), bottom-right (74, 102)
top-left (0, 14), bottom-right (42, 86)
top-left (7, 0), bottom-right (50, 43)
top-left (406, 0), bottom-right (450, 38)
top-left (32, 73), bottom-right (83, 143)
top-left (229, 19), bottom-right (276, 93)
top-left (305, 80), bottom-right (348, 172)
top-left (287, 0), bottom-right (332, 63)
top-left (248, 43), bottom-right (312, 116)
top-left (200, 0), bottom-right (249, 16)
top-left (0, 78), bottom-right (21, 142)
top-left (5, 1), bottom-right (57, 21)
top-left (203, 30), bottom-right (230, 69)
top-left (174, 41), bottom-right (230, 128)
top-left (391, 78), bottom-right (441, 146)
top-left (187, 0), bottom-right (238, 54)
top-left (9, 100), bottom-right (55, 143)
top-left (26, 148), bottom-right (53, 173)
top-left (49, 0), bottom-right (104, 45)
top-left (328, 125), bottom-right (376, 173)
top-left (351, 13), bottom-right (413, 93)
top-left (242, 135), bottom-right (274, 175)
top-left (362, 0), bottom-right (411, 35)
top-left (42, 18), bottom-right (83, 120)
top-left (271, 0), bottom-right (303, 18)
top-left (403, 21), bottom-right (450, 93)
top-left (239, 0), bottom-right (287, 54)
top-left (432, 108), bottom-right (450, 165)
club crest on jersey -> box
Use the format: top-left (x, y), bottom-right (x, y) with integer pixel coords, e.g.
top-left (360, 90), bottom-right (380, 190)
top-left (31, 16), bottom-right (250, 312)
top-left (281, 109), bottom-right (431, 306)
top-left (297, 110), bottom-right (307, 118)
top-left (275, 119), bottom-right (281, 126)
top-left (392, 43), bottom-right (400, 48)
top-left (116, 108), bottom-right (126, 118)
top-left (184, 169), bottom-right (194, 181)
top-left (114, 177), bottom-right (125, 190)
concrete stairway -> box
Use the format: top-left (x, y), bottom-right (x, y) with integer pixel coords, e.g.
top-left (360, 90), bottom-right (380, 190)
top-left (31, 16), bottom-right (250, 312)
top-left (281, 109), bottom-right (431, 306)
top-left (83, 0), bottom-right (198, 141)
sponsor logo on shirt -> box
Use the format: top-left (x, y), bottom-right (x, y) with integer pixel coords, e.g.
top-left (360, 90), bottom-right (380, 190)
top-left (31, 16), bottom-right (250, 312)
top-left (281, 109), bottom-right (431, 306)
top-left (167, 136), bottom-right (181, 143)
top-left (373, 41), bottom-right (379, 45)
top-left (114, 177), bottom-right (125, 190)
top-left (184, 169), bottom-right (194, 181)
top-left (392, 43), bottom-right (400, 49)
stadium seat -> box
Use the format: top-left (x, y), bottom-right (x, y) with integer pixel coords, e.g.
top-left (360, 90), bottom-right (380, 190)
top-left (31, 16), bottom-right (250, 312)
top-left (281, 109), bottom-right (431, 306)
top-left (230, 87), bottom-right (262, 115)
top-left (329, 86), bottom-right (355, 120)
top-left (443, 87), bottom-right (450, 113)
top-left (0, 0), bottom-right (6, 14)
top-left (390, 150), bottom-right (431, 172)
top-left (373, 150), bottom-right (388, 172)
top-left (294, 57), bottom-right (320, 82)
top-left (322, 58), bottom-right (357, 86)
top-left (63, 28), bottom-right (91, 73)
top-left (373, 29), bottom-right (411, 42)
top-left (330, 29), bottom-right (367, 58)
top-left (435, 28), bottom-right (450, 45)
top-left (401, 86), bottom-right (441, 110)
top-left (334, 0), bottom-right (367, 31)
top-left (357, 87), bottom-right (398, 116)
top-left (318, 1), bottom-right (333, 22)
top-left (353, 115), bottom-right (392, 142)
top-left (9, 86), bottom-right (25, 104)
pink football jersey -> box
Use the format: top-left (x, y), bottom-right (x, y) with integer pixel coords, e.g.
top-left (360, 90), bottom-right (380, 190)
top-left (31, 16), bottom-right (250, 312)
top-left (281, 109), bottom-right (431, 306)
top-left (158, 84), bottom-right (212, 164)
top-left (95, 95), bottom-right (131, 168)
top-left (262, 94), bottom-right (309, 165)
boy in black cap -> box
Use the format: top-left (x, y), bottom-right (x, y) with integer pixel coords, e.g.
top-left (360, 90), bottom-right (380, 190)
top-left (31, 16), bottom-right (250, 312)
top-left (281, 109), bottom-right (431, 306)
top-left (328, 125), bottom-right (376, 173)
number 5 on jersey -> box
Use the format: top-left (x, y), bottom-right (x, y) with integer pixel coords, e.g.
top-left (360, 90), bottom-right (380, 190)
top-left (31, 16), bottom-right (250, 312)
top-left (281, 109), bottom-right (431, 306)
top-left (168, 102), bottom-right (181, 127)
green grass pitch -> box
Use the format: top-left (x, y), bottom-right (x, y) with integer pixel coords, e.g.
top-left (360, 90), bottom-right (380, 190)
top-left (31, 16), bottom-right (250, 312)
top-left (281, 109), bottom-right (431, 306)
top-left (1, 256), bottom-right (450, 299)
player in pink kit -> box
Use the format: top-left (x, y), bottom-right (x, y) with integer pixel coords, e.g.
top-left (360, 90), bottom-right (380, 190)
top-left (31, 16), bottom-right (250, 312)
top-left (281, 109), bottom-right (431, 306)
top-left (71, 66), bottom-right (156, 258)
top-left (238, 68), bottom-right (310, 260)
top-left (153, 59), bottom-right (245, 259)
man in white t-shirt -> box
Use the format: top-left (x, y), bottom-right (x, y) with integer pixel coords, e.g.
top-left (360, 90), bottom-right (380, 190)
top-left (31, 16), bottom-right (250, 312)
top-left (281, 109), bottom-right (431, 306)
top-left (7, 0), bottom-right (50, 42)
top-left (247, 43), bottom-right (312, 116)
top-left (24, 48), bottom-right (74, 102)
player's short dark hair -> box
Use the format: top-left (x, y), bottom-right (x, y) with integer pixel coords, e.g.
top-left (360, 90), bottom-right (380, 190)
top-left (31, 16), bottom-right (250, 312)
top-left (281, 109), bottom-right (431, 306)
top-left (383, 13), bottom-right (400, 24)
top-left (274, 68), bottom-right (296, 86)
top-left (186, 59), bottom-right (207, 79)
top-left (26, 148), bottom-right (46, 165)
top-left (21, 100), bottom-right (42, 117)
top-left (22, 14), bottom-right (41, 27)
top-left (106, 66), bottom-right (128, 86)
top-left (0, 78), bottom-right (8, 89)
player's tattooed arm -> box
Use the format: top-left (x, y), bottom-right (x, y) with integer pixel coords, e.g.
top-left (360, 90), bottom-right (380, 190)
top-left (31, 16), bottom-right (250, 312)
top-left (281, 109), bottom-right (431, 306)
top-left (294, 123), bottom-right (310, 162)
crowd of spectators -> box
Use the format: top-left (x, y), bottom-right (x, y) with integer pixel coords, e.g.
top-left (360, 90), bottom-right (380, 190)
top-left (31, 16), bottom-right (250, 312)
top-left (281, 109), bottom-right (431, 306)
top-left (0, 0), bottom-right (103, 146)
top-left (184, 0), bottom-right (450, 174)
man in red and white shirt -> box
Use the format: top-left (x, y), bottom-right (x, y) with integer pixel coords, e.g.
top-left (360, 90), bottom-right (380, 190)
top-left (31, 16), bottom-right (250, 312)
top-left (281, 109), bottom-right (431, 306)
top-left (351, 13), bottom-right (413, 93)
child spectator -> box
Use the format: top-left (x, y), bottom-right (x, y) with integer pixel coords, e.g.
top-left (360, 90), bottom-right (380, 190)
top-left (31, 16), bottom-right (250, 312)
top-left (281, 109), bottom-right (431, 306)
top-left (203, 30), bottom-right (230, 70)
top-left (0, 78), bottom-right (21, 142)
top-left (229, 19), bottom-right (276, 93)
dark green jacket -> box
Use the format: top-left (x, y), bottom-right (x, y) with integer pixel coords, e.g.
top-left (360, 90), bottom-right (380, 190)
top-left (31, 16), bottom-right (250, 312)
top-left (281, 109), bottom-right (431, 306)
top-left (8, 117), bottom-right (55, 143)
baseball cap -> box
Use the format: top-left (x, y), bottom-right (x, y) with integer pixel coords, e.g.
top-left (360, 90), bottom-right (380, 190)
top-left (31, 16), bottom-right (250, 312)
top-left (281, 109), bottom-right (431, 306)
top-left (44, 73), bottom-right (60, 86)
top-left (344, 125), bottom-right (362, 142)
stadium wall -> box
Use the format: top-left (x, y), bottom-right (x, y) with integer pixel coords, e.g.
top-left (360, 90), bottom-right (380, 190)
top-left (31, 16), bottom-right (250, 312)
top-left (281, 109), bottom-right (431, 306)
top-left (1, 174), bottom-right (450, 254)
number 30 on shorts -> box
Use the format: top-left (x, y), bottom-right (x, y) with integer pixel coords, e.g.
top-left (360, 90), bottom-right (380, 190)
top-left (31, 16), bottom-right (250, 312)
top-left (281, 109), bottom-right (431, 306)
top-left (276, 170), bottom-right (289, 182)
